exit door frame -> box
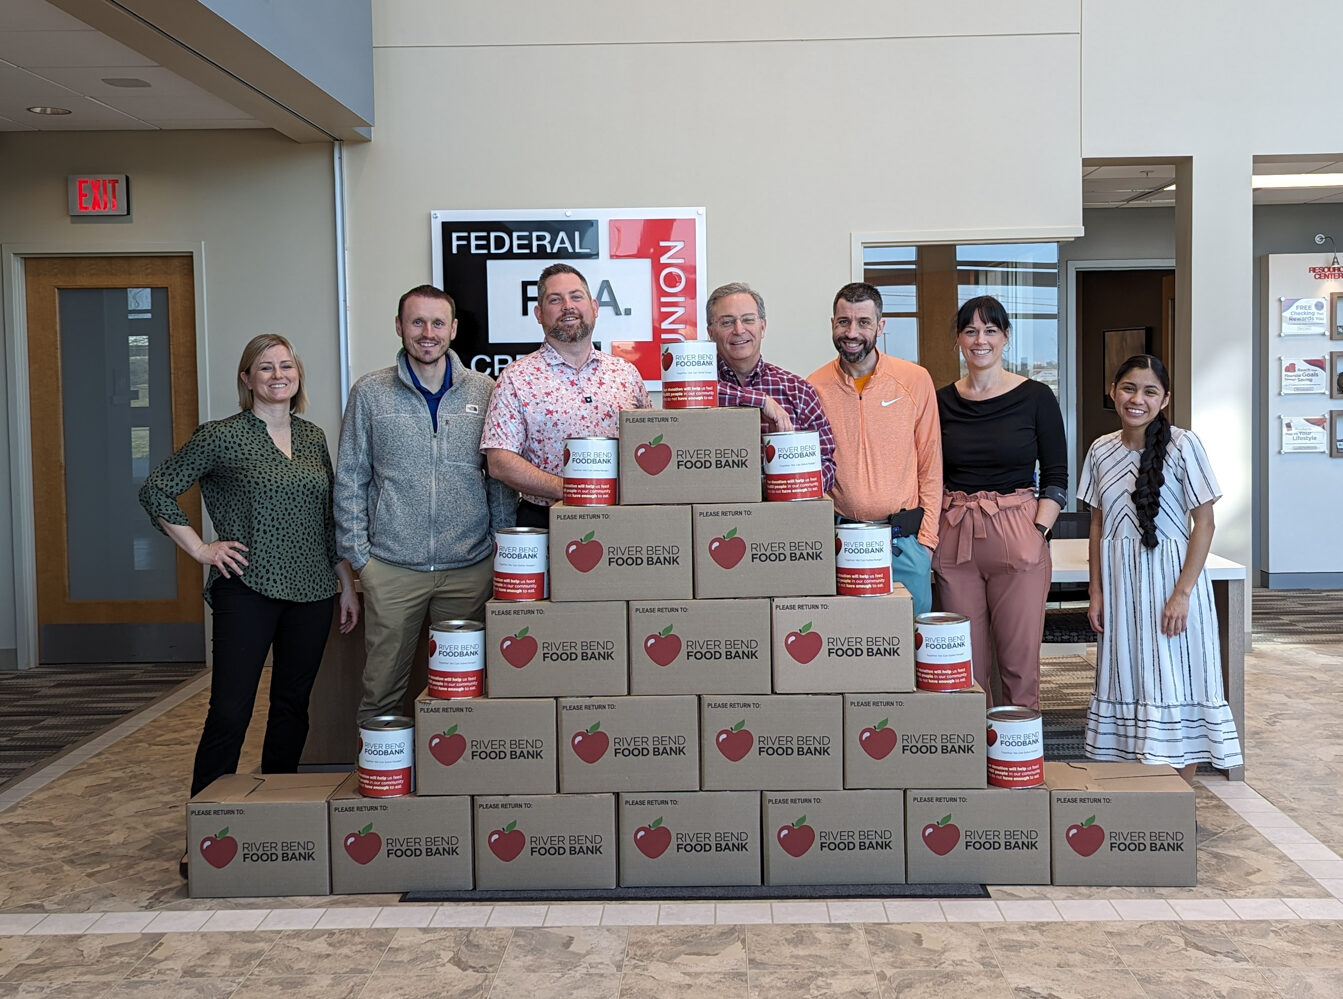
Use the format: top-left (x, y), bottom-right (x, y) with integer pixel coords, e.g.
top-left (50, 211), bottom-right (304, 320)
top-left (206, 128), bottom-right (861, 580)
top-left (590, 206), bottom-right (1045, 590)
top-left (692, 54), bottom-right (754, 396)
top-left (1, 242), bottom-right (212, 670)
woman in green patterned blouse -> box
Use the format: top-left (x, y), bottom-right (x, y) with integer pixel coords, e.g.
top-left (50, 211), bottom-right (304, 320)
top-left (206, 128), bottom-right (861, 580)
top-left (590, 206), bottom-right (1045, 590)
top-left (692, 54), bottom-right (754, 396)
top-left (140, 334), bottom-right (358, 878)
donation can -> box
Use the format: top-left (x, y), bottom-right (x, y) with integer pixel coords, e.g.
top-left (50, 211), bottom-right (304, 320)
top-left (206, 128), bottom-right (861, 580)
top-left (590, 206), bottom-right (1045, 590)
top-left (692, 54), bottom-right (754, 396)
top-left (913, 612), bottom-right (973, 691)
top-left (986, 705), bottom-right (1044, 788)
top-left (762, 430), bottom-right (823, 501)
top-left (835, 521), bottom-right (893, 596)
top-left (428, 620), bottom-right (485, 698)
top-left (563, 437), bottom-right (619, 506)
top-left (493, 527), bottom-right (548, 601)
top-left (660, 340), bottom-right (718, 408)
top-left (358, 716), bottom-right (414, 797)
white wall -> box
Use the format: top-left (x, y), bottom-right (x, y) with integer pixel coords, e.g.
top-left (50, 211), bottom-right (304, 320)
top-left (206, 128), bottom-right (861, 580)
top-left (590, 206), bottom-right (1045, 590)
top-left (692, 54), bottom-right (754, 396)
top-left (0, 129), bottom-right (339, 663)
top-left (344, 1), bottom-right (1083, 384)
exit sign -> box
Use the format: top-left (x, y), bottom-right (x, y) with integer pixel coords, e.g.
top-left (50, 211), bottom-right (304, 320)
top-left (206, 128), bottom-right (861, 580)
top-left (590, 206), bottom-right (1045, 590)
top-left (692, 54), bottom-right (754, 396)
top-left (68, 174), bottom-right (129, 216)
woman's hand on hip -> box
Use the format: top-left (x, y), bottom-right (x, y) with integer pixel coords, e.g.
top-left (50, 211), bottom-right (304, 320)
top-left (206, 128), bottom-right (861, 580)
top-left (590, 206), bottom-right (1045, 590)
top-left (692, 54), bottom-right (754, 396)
top-left (195, 539), bottom-right (248, 578)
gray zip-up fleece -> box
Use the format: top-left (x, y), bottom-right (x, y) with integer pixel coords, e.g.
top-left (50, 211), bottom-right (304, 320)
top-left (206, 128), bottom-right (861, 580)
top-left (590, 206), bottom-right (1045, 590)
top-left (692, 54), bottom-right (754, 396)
top-left (335, 349), bottom-right (516, 571)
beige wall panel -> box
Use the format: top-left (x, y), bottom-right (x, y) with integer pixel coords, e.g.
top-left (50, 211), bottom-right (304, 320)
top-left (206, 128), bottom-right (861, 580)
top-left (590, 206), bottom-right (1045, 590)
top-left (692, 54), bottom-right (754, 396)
top-left (0, 130), bottom-right (341, 439)
top-left (345, 31), bottom-right (1081, 382)
top-left (375, 0), bottom-right (1080, 48)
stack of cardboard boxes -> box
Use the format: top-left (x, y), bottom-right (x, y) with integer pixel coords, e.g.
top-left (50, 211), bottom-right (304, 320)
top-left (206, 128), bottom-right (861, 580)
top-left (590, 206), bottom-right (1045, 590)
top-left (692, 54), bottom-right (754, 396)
top-left (187, 406), bottom-right (1196, 898)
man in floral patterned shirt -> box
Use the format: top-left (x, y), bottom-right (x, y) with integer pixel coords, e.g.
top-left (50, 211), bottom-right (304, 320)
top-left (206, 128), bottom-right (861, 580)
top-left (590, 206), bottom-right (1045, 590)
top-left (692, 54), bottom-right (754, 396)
top-left (482, 263), bottom-right (651, 527)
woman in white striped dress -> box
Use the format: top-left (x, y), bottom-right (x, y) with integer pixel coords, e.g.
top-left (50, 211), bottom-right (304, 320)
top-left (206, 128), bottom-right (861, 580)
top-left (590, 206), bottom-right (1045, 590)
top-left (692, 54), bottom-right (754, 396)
top-left (1080, 354), bottom-right (1242, 781)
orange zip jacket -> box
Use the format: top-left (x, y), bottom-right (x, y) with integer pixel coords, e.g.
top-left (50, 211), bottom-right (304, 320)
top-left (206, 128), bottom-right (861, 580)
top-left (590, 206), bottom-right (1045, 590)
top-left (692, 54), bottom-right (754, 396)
top-left (808, 353), bottom-right (942, 549)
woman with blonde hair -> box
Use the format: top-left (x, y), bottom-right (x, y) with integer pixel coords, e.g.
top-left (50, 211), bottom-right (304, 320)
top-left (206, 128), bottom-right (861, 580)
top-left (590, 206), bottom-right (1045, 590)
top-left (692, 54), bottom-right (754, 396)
top-left (141, 333), bottom-right (357, 877)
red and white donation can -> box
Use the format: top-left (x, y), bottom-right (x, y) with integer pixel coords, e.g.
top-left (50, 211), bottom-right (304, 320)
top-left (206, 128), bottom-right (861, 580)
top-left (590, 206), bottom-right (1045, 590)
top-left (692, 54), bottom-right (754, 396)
top-left (358, 716), bottom-right (414, 797)
top-left (835, 521), bottom-right (893, 596)
top-left (913, 612), bottom-right (973, 691)
top-left (660, 340), bottom-right (718, 408)
top-left (762, 430), bottom-right (823, 501)
top-left (427, 620), bottom-right (485, 698)
top-left (986, 706), bottom-right (1044, 788)
top-left (493, 527), bottom-right (548, 601)
top-left (563, 436), bottom-right (619, 505)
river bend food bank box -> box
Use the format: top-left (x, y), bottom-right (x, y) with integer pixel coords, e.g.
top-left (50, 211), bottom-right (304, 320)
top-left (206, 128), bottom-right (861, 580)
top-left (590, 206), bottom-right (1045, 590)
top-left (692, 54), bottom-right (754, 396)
top-left (484, 599), bottom-right (627, 697)
top-left (187, 772), bottom-right (345, 898)
top-left (327, 773), bottom-right (473, 893)
top-left (618, 791), bottom-right (761, 887)
top-left (415, 693), bottom-right (558, 795)
top-left (904, 787), bottom-right (1050, 885)
top-left (628, 598), bottom-right (771, 695)
top-left (691, 501), bottom-right (836, 599)
top-left (1045, 761), bottom-right (1197, 886)
top-left (558, 696), bottom-right (700, 793)
top-left (549, 504), bottom-right (693, 602)
top-left (619, 408), bottom-right (761, 505)
top-left (474, 793), bottom-right (617, 889)
top-left (843, 688), bottom-right (987, 789)
top-left (762, 790), bottom-right (905, 886)
top-left (700, 695), bottom-right (842, 790)
top-left (771, 591), bottom-right (915, 693)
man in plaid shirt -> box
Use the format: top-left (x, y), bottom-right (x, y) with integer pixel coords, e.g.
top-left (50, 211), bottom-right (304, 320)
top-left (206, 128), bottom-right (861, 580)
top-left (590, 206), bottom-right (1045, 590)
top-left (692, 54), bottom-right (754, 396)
top-left (707, 282), bottom-right (836, 493)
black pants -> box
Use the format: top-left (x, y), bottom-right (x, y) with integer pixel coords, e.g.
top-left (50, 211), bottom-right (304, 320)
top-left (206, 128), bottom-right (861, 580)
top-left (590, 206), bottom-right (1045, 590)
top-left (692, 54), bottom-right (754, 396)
top-left (517, 499), bottom-right (550, 529)
top-left (191, 576), bottom-right (334, 796)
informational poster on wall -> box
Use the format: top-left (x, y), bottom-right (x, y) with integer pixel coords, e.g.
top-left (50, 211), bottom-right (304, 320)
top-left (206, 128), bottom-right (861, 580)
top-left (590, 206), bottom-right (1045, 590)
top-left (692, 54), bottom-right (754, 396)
top-left (1280, 415), bottom-right (1328, 453)
top-left (1280, 297), bottom-right (1329, 335)
top-left (1280, 357), bottom-right (1328, 394)
top-left (431, 208), bottom-right (707, 388)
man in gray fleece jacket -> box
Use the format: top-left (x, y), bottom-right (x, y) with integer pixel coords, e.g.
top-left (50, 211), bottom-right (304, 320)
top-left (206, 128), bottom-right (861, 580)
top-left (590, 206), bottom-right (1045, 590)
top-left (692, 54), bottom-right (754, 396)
top-left (335, 285), bottom-right (516, 724)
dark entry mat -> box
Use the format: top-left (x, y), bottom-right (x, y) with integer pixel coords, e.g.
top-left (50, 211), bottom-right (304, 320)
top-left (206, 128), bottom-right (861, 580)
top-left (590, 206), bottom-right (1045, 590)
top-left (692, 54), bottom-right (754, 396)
top-left (402, 882), bottom-right (988, 903)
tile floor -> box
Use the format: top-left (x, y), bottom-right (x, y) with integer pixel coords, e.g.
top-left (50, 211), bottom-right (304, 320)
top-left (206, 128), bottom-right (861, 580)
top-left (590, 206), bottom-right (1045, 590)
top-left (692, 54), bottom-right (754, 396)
top-left (0, 624), bottom-right (1340, 995)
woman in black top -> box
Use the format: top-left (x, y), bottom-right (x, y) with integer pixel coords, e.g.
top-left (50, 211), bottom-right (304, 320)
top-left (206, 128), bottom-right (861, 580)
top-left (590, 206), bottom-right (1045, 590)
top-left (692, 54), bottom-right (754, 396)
top-left (933, 296), bottom-right (1067, 710)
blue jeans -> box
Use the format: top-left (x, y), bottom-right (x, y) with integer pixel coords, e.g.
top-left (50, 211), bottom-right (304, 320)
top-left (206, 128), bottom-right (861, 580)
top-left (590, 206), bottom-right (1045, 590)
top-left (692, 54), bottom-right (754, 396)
top-left (892, 538), bottom-right (933, 617)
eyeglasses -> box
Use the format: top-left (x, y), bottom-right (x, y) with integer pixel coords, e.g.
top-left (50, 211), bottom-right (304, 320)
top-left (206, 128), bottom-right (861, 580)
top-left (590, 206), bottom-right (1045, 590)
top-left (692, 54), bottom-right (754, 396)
top-left (832, 317), bottom-right (879, 331)
top-left (714, 314), bottom-right (761, 332)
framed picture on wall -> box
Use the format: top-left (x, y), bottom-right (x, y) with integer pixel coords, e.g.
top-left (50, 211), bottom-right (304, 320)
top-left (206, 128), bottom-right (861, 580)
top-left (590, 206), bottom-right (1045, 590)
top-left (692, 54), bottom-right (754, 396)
top-left (1101, 327), bottom-right (1150, 409)
top-left (1332, 293), bottom-right (1343, 341)
top-left (1332, 412), bottom-right (1343, 458)
top-left (1332, 352), bottom-right (1343, 400)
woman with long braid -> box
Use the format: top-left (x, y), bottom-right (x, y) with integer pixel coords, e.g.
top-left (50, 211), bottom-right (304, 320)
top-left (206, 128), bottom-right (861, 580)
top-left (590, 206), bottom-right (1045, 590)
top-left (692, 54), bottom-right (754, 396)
top-left (1080, 355), bottom-right (1242, 780)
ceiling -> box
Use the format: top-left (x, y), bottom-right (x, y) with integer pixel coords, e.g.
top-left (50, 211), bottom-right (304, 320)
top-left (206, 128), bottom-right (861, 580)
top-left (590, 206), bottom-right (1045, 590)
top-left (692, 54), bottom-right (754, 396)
top-left (0, 0), bottom-right (263, 132)
top-left (1084, 160), bottom-right (1343, 209)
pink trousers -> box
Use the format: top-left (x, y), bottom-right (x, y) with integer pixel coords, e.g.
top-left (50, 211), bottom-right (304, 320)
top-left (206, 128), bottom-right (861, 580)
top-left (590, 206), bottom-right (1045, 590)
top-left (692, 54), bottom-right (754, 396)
top-left (931, 488), bottom-right (1050, 710)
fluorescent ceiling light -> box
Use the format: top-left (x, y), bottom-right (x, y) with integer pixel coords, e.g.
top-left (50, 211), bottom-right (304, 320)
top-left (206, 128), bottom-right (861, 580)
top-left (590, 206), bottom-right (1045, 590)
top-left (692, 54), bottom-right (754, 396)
top-left (1252, 173), bottom-right (1343, 189)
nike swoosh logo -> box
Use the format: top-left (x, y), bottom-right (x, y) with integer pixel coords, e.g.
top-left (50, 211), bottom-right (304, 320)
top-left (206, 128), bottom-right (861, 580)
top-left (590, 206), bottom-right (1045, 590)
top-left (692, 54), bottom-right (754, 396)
top-left (881, 398), bottom-right (902, 407)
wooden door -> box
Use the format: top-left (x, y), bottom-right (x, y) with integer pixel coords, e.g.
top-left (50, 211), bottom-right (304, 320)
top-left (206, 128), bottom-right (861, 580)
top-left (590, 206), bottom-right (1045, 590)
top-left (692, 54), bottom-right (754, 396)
top-left (24, 256), bottom-right (203, 663)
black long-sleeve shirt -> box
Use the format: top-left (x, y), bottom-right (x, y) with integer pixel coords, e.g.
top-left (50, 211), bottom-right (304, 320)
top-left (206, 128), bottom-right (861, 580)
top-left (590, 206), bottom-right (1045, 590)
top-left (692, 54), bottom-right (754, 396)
top-left (936, 379), bottom-right (1068, 495)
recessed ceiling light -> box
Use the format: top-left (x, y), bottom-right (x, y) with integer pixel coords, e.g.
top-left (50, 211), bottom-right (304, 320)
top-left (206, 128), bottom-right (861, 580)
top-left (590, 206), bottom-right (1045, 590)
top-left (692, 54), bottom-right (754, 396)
top-left (1252, 173), bottom-right (1343, 189)
top-left (101, 77), bottom-right (150, 88)
top-left (27, 106), bottom-right (72, 115)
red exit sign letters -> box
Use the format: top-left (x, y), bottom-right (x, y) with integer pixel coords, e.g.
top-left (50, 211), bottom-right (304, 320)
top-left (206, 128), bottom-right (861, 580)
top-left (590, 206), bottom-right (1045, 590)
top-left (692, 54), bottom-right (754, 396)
top-left (67, 174), bottom-right (129, 216)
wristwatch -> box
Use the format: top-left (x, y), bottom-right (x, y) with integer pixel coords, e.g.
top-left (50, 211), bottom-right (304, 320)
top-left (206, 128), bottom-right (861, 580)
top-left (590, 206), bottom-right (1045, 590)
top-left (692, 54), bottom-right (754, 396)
top-left (1034, 523), bottom-right (1053, 542)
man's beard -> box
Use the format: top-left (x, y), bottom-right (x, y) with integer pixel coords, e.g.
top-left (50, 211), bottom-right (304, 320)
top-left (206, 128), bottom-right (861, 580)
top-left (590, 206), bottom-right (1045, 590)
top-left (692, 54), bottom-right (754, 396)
top-left (835, 338), bottom-right (874, 364)
top-left (548, 317), bottom-right (594, 344)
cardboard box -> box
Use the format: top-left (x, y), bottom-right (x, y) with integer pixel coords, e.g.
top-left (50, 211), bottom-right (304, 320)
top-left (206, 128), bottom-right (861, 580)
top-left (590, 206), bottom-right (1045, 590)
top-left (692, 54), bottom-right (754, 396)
top-left (619, 408), bottom-right (762, 505)
top-left (485, 600), bottom-right (627, 697)
top-left (1045, 761), bottom-right (1197, 886)
top-left (186, 773), bottom-right (345, 898)
top-left (771, 591), bottom-right (914, 693)
top-left (327, 773), bottom-right (472, 893)
top-left (843, 689), bottom-right (988, 790)
top-left (618, 792), bottom-right (761, 886)
top-left (558, 696), bottom-right (700, 792)
top-left (415, 693), bottom-right (557, 795)
top-left (904, 788), bottom-right (1050, 885)
top-left (762, 790), bottom-right (905, 886)
top-left (700, 695), bottom-right (842, 790)
top-left (691, 501), bottom-right (836, 599)
top-left (548, 504), bottom-right (693, 602)
top-left (628, 598), bottom-right (771, 695)
top-left (474, 794), bottom-right (616, 889)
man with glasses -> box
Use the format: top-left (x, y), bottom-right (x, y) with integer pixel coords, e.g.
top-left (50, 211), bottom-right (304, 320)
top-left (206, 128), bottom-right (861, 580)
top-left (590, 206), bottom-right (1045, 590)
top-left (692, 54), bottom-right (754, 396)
top-left (808, 282), bottom-right (941, 614)
top-left (706, 281), bottom-right (836, 493)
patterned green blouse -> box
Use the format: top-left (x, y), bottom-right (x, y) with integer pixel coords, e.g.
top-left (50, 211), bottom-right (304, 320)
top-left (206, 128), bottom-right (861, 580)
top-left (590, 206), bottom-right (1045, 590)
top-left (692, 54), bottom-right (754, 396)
top-left (139, 410), bottom-right (340, 604)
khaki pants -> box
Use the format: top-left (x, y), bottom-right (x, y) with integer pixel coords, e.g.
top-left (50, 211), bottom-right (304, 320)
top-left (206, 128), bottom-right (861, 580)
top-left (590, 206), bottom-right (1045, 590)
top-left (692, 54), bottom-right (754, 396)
top-left (932, 488), bottom-right (1050, 711)
top-left (357, 556), bottom-right (492, 723)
